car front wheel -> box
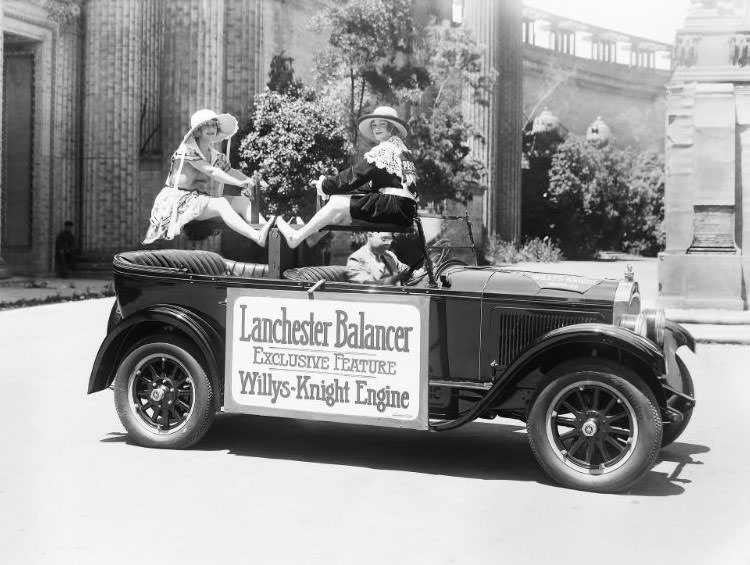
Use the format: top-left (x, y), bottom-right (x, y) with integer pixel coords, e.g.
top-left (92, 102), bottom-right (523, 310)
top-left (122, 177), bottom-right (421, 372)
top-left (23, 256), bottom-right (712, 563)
top-left (527, 362), bottom-right (662, 493)
top-left (114, 334), bottom-right (215, 449)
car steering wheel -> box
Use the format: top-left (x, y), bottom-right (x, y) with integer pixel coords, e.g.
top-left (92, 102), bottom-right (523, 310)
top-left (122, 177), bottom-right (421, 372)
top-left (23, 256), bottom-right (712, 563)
top-left (404, 258), bottom-right (468, 287)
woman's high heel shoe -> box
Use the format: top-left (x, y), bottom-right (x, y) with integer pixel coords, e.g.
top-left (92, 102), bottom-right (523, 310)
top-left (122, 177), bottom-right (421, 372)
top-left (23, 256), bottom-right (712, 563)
top-left (254, 216), bottom-right (275, 247)
top-left (275, 217), bottom-right (302, 249)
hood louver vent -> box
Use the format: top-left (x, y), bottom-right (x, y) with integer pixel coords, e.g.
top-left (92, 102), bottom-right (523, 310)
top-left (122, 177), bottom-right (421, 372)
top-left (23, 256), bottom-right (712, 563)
top-left (493, 308), bottom-right (604, 370)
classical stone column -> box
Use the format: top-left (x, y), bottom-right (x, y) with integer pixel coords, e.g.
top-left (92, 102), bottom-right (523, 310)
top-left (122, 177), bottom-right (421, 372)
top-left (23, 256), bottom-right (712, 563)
top-left (158, 0), bottom-right (224, 252)
top-left (161, 0), bottom-right (224, 155)
top-left (224, 0), bottom-right (263, 125)
top-left (461, 0), bottom-right (523, 242)
top-left (49, 9), bottom-right (83, 253)
top-left (0, 0), bottom-right (10, 278)
top-left (81, 0), bottom-right (143, 255)
top-left (135, 0), bottom-right (165, 236)
top-left (139, 0), bottom-right (162, 158)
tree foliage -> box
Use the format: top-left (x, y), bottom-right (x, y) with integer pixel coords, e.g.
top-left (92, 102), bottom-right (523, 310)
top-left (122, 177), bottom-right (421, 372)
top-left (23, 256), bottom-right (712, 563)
top-left (546, 137), bottom-right (664, 257)
top-left (312, 2), bottom-right (495, 207)
top-left (407, 21), bottom-right (495, 206)
top-left (237, 90), bottom-right (351, 218)
top-left (622, 150), bottom-right (665, 256)
top-left (266, 52), bottom-right (303, 96)
top-left (311, 0), bottom-right (424, 146)
top-left (417, 21), bottom-right (495, 108)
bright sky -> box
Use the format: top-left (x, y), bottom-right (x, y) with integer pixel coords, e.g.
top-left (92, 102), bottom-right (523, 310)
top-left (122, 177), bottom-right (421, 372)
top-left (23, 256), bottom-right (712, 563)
top-left (524, 0), bottom-right (692, 43)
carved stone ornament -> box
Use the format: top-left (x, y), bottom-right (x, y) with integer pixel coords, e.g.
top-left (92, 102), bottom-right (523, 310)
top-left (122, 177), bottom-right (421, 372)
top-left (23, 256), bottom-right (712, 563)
top-left (586, 116), bottom-right (611, 147)
top-left (717, 0), bottom-right (744, 15)
top-left (45, 0), bottom-right (82, 24)
top-left (690, 0), bottom-right (715, 10)
top-left (531, 108), bottom-right (560, 135)
top-left (675, 36), bottom-right (701, 68)
top-left (690, 0), bottom-right (743, 15)
top-left (730, 34), bottom-right (750, 66)
top-left (687, 205), bottom-right (737, 253)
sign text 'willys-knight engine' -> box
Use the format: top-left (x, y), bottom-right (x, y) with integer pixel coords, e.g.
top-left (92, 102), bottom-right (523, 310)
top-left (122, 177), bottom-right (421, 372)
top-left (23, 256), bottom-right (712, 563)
top-left (225, 290), bottom-right (429, 429)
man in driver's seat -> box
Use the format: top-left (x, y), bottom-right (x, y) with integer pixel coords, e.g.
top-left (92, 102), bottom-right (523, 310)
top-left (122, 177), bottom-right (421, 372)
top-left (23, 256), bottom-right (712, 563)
top-left (346, 232), bottom-right (413, 285)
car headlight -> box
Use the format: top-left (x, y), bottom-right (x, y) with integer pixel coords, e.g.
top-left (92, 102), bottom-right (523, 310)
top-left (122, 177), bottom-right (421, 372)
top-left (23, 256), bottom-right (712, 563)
top-left (613, 280), bottom-right (641, 326)
top-left (642, 309), bottom-right (666, 347)
top-left (618, 313), bottom-right (647, 337)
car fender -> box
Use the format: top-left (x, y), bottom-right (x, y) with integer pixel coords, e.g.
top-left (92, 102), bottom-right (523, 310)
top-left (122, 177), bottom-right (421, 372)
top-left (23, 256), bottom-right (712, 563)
top-left (665, 320), bottom-right (696, 352)
top-left (88, 304), bottom-right (223, 394)
top-left (500, 323), bottom-right (667, 406)
top-left (431, 323), bottom-right (667, 431)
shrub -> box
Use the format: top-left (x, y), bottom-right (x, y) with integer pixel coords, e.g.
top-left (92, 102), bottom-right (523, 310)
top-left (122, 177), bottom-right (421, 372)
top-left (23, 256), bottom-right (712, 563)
top-left (546, 137), bottom-right (664, 258)
top-left (485, 236), bottom-right (563, 265)
top-left (237, 90), bottom-right (351, 218)
top-left (621, 151), bottom-right (665, 256)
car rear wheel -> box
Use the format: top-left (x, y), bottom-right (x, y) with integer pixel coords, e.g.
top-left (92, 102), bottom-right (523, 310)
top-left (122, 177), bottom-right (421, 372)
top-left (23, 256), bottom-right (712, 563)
top-left (527, 361), bottom-right (662, 493)
top-left (114, 334), bottom-right (215, 449)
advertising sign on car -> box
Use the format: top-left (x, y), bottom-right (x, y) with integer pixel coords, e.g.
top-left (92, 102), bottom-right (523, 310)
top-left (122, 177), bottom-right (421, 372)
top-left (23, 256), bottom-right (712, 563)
top-left (224, 289), bottom-right (430, 429)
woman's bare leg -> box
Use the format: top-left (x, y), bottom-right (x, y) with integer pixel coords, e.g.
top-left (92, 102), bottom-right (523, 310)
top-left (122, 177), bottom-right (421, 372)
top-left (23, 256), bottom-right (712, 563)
top-left (276, 195), bottom-right (351, 249)
top-left (226, 195), bottom-right (270, 224)
top-left (196, 198), bottom-right (272, 246)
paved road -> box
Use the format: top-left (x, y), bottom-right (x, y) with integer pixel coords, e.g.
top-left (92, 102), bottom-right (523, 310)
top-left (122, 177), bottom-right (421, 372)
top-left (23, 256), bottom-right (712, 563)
top-left (1, 299), bottom-right (748, 564)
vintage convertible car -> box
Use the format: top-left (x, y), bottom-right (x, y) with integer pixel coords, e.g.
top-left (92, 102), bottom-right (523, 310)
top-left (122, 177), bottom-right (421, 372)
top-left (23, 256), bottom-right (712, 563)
top-left (89, 217), bottom-right (695, 493)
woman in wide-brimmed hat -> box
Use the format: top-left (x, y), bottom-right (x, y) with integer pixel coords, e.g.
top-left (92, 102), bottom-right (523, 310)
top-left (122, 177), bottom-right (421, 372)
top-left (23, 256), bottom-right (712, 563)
top-left (143, 108), bottom-right (273, 246)
top-left (276, 105), bottom-right (417, 249)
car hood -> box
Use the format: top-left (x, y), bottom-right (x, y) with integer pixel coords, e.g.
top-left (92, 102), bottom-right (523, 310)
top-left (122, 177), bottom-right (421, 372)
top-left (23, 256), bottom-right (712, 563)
top-left (443, 266), bottom-right (620, 303)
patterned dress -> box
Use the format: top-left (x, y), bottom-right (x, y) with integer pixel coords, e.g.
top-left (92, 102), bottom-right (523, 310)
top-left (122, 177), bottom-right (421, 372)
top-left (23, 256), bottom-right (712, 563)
top-left (143, 138), bottom-right (232, 244)
top-left (321, 136), bottom-right (418, 225)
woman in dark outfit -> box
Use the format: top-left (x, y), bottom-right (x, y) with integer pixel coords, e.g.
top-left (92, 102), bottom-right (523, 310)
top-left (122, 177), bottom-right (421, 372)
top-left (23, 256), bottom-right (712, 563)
top-left (276, 106), bottom-right (417, 249)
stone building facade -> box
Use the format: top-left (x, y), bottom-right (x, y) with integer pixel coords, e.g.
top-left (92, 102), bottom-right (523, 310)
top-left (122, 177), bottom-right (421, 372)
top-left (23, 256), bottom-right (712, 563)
top-left (1, 0), bottom-right (82, 276)
top-left (0, 0), bottom-right (329, 276)
top-left (521, 6), bottom-right (673, 150)
top-left (0, 0), bottom-right (684, 278)
top-left (0, 0), bottom-right (526, 276)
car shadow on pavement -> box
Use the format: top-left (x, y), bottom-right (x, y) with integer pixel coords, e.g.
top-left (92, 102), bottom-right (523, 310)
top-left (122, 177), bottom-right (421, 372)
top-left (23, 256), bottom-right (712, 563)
top-left (624, 442), bottom-right (710, 497)
top-left (194, 414), bottom-right (545, 483)
top-left (101, 419), bottom-right (707, 495)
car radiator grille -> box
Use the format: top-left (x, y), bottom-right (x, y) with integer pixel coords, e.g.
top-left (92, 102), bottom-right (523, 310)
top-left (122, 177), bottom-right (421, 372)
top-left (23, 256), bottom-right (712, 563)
top-left (495, 309), bottom-right (603, 370)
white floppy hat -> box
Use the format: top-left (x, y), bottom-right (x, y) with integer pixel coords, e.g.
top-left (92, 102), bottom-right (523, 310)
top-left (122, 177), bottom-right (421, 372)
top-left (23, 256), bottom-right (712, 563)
top-left (188, 108), bottom-right (238, 141)
top-left (166, 109), bottom-right (239, 203)
top-left (358, 106), bottom-right (408, 141)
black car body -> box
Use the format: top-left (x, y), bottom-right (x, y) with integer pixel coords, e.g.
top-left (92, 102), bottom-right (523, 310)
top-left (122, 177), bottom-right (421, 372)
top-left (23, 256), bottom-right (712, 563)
top-left (90, 224), bottom-right (695, 493)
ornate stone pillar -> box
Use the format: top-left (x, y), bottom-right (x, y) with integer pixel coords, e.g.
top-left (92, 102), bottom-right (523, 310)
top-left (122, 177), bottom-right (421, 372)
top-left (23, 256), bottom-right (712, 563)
top-left (659, 1), bottom-right (748, 309)
top-left (81, 0), bottom-right (143, 254)
top-left (663, 84), bottom-right (696, 254)
top-left (461, 0), bottom-right (523, 242)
